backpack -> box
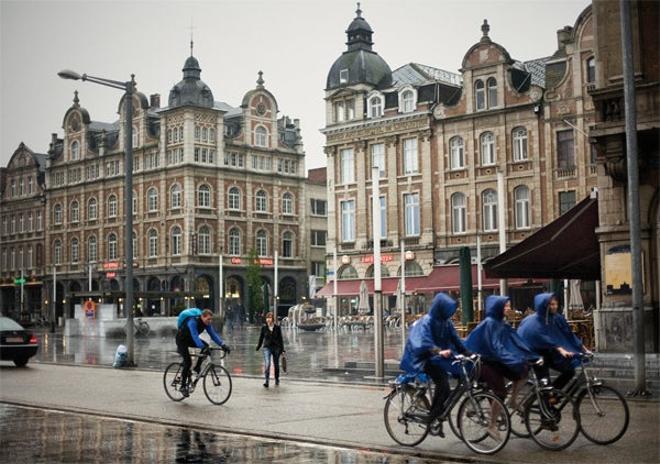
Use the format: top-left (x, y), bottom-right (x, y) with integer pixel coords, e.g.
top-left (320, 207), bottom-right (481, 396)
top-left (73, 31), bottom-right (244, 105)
top-left (177, 308), bottom-right (203, 329)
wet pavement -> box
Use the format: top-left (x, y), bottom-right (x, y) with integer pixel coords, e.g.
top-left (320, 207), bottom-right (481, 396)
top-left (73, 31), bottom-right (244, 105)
top-left (31, 326), bottom-right (406, 384)
top-left (0, 404), bottom-right (448, 463)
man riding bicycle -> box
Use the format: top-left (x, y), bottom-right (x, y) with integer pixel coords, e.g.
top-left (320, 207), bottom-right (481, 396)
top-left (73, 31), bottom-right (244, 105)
top-left (176, 308), bottom-right (231, 397)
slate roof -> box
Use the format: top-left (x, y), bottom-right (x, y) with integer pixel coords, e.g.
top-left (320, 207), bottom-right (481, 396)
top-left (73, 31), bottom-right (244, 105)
top-left (392, 63), bottom-right (462, 88)
top-left (512, 57), bottom-right (551, 89)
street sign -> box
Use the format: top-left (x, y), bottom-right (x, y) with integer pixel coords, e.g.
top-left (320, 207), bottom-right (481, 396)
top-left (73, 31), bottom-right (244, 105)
top-left (14, 278), bottom-right (26, 285)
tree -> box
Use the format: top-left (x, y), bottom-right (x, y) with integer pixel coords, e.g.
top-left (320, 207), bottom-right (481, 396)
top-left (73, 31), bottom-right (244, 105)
top-left (246, 248), bottom-right (264, 323)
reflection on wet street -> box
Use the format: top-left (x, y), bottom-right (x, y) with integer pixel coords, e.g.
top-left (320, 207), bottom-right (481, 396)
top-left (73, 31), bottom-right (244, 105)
top-left (32, 327), bottom-right (405, 383)
top-left (0, 404), bottom-right (444, 464)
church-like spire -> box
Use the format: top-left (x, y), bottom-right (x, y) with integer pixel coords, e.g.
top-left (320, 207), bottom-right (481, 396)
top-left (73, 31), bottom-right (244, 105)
top-left (346, 3), bottom-right (374, 51)
top-left (73, 90), bottom-right (80, 106)
top-left (481, 19), bottom-right (491, 43)
top-left (257, 70), bottom-right (265, 88)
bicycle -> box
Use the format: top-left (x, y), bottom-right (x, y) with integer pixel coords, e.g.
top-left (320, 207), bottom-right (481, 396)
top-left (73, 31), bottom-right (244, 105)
top-left (163, 347), bottom-right (232, 405)
top-left (383, 354), bottom-right (511, 455)
top-left (562, 352), bottom-right (629, 445)
top-left (507, 358), bottom-right (580, 450)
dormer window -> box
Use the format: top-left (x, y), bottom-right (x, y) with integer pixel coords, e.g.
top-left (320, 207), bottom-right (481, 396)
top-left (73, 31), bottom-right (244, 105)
top-left (586, 57), bottom-right (595, 83)
top-left (475, 80), bottom-right (486, 111)
top-left (335, 101), bottom-right (345, 122)
top-left (401, 90), bottom-right (415, 113)
top-left (70, 140), bottom-right (80, 161)
top-left (487, 78), bottom-right (498, 108)
top-left (255, 126), bottom-right (268, 147)
top-left (339, 69), bottom-right (349, 84)
top-left (369, 95), bottom-right (383, 118)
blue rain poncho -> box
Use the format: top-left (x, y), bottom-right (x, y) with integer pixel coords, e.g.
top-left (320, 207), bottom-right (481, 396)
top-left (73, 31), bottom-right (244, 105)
top-left (400, 293), bottom-right (468, 376)
top-left (465, 295), bottom-right (538, 375)
top-left (518, 293), bottom-right (583, 368)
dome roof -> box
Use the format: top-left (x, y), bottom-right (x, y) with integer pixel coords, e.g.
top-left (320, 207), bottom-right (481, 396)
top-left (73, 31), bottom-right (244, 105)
top-left (326, 6), bottom-right (392, 90)
top-left (168, 53), bottom-right (214, 108)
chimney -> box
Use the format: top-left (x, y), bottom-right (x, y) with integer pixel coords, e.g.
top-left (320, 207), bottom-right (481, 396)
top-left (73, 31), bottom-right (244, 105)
top-left (293, 118), bottom-right (300, 129)
top-left (556, 26), bottom-right (572, 49)
top-left (150, 93), bottom-right (161, 109)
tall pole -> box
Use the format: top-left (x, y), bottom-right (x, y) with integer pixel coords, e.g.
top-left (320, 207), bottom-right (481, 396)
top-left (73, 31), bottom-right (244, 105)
top-left (218, 252), bottom-right (223, 318)
top-left (620, 0), bottom-right (646, 395)
top-left (372, 167), bottom-right (383, 378)
top-left (400, 240), bottom-right (406, 356)
top-left (88, 262), bottom-right (92, 292)
top-left (51, 265), bottom-right (56, 332)
top-left (20, 268), bottom-right (25, 316)
top-left (124, 76), bottom-right (135, 367)
top-left (477, 235), bottom-right (483, 320)
top-left (333, 248), bottom-right (338, 330)
top-left (274, 250), bottom-right (279, 316)
top-left (496, 170), bottom-right (508, 295)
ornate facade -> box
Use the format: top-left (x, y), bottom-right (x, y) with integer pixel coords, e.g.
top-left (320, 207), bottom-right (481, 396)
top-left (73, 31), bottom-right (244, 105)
top-left (0, 51), bottom-right (317, 321)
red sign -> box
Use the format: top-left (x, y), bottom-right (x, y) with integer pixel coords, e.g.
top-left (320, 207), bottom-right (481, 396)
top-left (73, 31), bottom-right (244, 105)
top-left (258, 258), bottom-right (274, 266)
top-left (103, 262), bottom-right (120, 270)
top-left (106, 272), bottom-right (116, 279)
top-left (361, 255), bottom-right (393, 264)
top-left (230, 257), bottom-right (242, 265)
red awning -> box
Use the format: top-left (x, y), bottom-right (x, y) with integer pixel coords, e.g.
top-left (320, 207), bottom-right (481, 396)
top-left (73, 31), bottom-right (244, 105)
top-left (316, 265), bottom-right (534, 297)
top-left (485, 196), bottom-right (600, 280)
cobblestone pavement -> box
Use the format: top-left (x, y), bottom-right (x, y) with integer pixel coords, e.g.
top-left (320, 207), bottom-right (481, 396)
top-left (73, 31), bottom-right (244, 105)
top-left (0, 404), bottom-right (447, 464)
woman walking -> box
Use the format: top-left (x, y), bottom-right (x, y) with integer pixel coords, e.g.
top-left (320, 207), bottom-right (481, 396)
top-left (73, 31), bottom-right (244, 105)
top-left (256, 312), bottom-right (285, 387)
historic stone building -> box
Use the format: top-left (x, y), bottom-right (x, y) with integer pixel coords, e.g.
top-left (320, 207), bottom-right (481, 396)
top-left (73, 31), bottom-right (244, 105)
top-left (1, 50), bottom-right (317, 321)
top-left (0, 144), bottom-right (48, 320)
top-left (305, 167), bottom-right (328, 297)
top-left (321, 5), bottom-right (599, 313)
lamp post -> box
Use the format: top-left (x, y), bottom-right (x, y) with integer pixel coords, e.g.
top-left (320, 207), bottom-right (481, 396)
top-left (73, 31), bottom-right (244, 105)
top-left (58, 69), bottom-right (136, 366)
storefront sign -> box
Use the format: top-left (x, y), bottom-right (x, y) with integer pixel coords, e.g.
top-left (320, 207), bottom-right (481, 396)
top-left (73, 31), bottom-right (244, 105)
top-left (258, 258), bottom-right (273, 266)
top-left (83, 300), bottom-right (97, 319)
top-left (230, 257), bottom-right (242, 265)
top-left (361, 255), bottom-right (393, 264)
top-left (103, 262), bottom-right (120, 270)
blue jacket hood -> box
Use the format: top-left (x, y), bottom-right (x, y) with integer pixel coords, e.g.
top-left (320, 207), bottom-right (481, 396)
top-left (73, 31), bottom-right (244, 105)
top-left (429, 293), bottom-right (458, 321)
top-left (485, 295), bottom-right (509, 321)
top-left (534, 292), bottom-right (555, 323)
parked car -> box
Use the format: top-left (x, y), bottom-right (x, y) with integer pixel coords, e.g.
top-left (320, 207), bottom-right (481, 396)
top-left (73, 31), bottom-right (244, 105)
top-left (0, 316), bottom-right (39, 367)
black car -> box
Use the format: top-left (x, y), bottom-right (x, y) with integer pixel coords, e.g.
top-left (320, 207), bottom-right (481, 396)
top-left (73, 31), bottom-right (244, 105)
top-left (0, 316), bottom-right (39, 367)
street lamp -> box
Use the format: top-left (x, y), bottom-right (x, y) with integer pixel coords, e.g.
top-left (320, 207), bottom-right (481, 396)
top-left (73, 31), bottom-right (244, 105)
top-left (58, 69), bottom-right (136, 366)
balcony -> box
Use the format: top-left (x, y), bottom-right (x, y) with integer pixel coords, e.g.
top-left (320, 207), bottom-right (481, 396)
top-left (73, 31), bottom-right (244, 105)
top-left (555, 166), bottom-right (577, 179)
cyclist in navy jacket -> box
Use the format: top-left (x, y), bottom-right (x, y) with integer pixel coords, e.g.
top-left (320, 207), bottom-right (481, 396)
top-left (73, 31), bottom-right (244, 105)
top-left (176, 308), bottom-right (231, 396)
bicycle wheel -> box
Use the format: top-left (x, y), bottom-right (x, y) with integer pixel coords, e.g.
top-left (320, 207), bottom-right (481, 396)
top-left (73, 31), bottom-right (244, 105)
top-left (163, 362), bottom-right (186, 401)
top-left (525, 389), bottom-right (579, 451)
top-left (509, 382), bottom-right (534, 438)
top-left (448, 404), bottom-right (462, 439)
top-left (577, 385), bottom-right (629, 445)
top-left (383, 387), bottom-right (430, 446)
top-left (203, 365), bottom-right (233, 405)
top-left (457, 392), bottom-right (510, 455)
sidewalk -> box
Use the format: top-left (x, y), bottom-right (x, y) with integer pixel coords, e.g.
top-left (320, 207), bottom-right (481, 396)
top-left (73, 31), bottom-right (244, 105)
top-left (1, 363), bottom-right (658, 464)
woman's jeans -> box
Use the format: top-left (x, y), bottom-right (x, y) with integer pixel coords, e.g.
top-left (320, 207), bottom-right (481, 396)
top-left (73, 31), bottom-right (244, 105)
top-left (263, 347), bottom-right (281, 384)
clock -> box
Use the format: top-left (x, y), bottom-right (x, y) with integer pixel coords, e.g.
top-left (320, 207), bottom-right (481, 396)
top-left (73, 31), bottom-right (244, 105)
top-left (530, 88), bottom-right (542, 102)
top-left (256, 103), bottom-right (267, 116)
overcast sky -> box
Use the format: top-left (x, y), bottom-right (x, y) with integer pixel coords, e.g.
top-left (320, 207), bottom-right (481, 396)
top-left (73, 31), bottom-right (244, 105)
top-left (1, 0), bottom-right (590, 170)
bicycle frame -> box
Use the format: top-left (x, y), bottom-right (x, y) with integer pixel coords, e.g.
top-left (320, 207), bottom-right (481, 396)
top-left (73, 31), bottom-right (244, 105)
top-left (563, 353), bottom-right (605, 417)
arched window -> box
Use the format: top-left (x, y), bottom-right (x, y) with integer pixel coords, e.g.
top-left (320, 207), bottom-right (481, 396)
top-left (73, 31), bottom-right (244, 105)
top-left (369, 96), bottom-right (383, 118)
top-left (70, 201), bottom-right (79, 223)
top-left (70, 140), bottom-right (80, 160)
top-left (282, 231), bottom-right (293, 257)
top-left (147, 187), bottom-right (158, 212)
top-left (255, 190), bottom-right (267, 212)
top-left (586, 57), bottom-right (596, 83)
top-left (487, 77), bottom-right (498, 108)
top-left (449, 136), bottom-right (465, 170)
top-left (401, 90), bottom-right (415, 113)
top-left (482, 189), bottom-right (498, 232)
top-left (256, 230), bottom-right (268, 257)
top-left (198, 226), bottom-right (211, 255)
top-left (132, 125), bottom-right (139, 147)
top-left (53, 240), bottom-right (62, 265)
top-left (282, 192), bottom-right (294, 215)
top-left (87, 198), bottom-right (97, 221)
top-left (148, 229), bottom-right (158, 257)
top-left (398, 261), bottom-right (424, 277)
top-left (480, 132), bottom-right (495, 165)
top-left (228, 187), bottom-right (241, 210)
top-left (512, 127), bottom-right (528, 161)
top-left (198, 184), bottom-right (211, 208)
top-left (338, 264), bottom-right (358, 280)
top-left (228, 227), bottom-right (241, 256)
top-left (515, 186), bottom-right (530, 229)
top-left (170, 184), bottom-right (181, 209)
top-left (54, 204), bottom-right (63, 225)
top-left (108, 195), bottom-right (118, 218)
top-left (475, 80), bottom-right (485, 110)
top-left (365, 265), bottom-right (390, 277)
top-left (71, 238), bottom-right (79, 263)
top-left (171, 226), bottom-right (182, 256)
top-left (88, 235), bottom-right (97, 262)
top-left (255, 126), bottom-right (268, 147)
top-left (451, 192), bottom-right (467, 234)
top-left (108, 233), bottom-right (118, 260)
top-left (132, 191), bottom-right (138, 216)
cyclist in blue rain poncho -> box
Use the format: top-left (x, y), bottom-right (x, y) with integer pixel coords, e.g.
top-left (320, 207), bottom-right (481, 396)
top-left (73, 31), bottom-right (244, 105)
top-left (465, 295), bottom-right (539, 410)
top-left (400, 293), bottom-right (470, 423)
top-left (518, 292), bottom-right (589, 390)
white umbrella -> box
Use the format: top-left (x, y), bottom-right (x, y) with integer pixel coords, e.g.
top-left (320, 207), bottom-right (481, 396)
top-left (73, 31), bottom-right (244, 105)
top-left (395, 280), bottom-right (403, 314)
top-left (358, 280), bottom-right (370, 315)
top-left (568, 279), bottom-right (584, 318)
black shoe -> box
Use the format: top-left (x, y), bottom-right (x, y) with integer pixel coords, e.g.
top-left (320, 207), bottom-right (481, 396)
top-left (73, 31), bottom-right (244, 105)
top-left (193, 366), bottom-right (201, 375)
top-left (180, 386), bottom-right (189, 397)
top-left (275, 379), bottom-right (280, 386)
top-left (263, 382), bottom-right (269, 388)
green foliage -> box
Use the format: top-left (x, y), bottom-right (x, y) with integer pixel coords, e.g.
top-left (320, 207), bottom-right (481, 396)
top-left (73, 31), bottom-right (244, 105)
top-left (246, 248), bottom-right (264, 322)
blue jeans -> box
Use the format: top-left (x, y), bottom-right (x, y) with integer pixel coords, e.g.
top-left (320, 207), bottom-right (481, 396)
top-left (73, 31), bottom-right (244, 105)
top-left (263, 347), bottom-right (281, 383)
